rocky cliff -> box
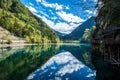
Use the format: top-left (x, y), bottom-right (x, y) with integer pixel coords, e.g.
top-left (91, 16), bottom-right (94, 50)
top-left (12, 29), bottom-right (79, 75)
top-left (93, 0), bottom-right (120, 43)
top-left (92, 0), bottom-right (120, 80)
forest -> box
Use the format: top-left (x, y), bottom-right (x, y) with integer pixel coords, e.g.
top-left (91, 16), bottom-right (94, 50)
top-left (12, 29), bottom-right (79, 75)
top-left (0, 0), bottom-right (60, 43)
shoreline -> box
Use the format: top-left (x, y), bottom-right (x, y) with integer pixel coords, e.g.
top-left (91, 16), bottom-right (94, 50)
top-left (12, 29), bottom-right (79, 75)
top-left (0, 43), bottom-right (61, 48)
top-left (0, 42), bottom-right (90, 48)
top-left (0, 43), bottom-right (38, 48)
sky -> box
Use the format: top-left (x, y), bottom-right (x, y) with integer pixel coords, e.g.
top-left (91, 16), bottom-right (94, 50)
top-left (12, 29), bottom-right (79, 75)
top-left (21, 0), bottom-right (97, 34)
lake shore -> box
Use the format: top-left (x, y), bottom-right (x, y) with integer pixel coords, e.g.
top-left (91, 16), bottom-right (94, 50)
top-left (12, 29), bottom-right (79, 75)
top-left (0, 43), bottom-right (38, 48)
top-left (0, 43), bottom-right (62, 48)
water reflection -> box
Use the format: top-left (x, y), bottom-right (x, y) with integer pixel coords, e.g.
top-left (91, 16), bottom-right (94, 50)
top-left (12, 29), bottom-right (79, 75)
top-left (0, 46), bottom-right (19, 61)
top-left (27, 51), bottom-right (96, 80)
top-left (91, 46), bottom-right (120, 80)
top-left (0, 43), bottom-right (95, 80)
top-left (59, 44), bottom-right (94, 69)
top-left (0, 45), bottom-right (60, 80)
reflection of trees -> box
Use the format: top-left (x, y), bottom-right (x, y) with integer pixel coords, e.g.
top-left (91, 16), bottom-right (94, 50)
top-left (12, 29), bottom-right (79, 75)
top-left (83, 52), bottom-right (89, 62)
top-left (0, 47), bottom-right (20, 61)
top-left (0, 44), bottom-right (60, 80)
top-left (82, 52), bottom-right (93, 68)
top-left (91, 48), bottom-right (120, 80)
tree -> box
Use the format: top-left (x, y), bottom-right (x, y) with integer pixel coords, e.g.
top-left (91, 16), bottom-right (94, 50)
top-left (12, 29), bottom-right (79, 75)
top-left (81, 26), bottom-right (96, 42)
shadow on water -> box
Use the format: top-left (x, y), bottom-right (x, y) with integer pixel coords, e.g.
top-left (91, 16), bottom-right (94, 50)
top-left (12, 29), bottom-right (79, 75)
top-left (0, 43), bottom-right (96, 80)
top-left (91, 44), bottom-right (120, 80)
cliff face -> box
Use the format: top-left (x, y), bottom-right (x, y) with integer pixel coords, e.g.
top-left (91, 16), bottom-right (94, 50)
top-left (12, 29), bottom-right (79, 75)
top-left (96, 0), bottom-right (120, 27)
top-left (93, 0), bottom-right (120, 42)
top-left (92, 0), bottom-right (120, 80)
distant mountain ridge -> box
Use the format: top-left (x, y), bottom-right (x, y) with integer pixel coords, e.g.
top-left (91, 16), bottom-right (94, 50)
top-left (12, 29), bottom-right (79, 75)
top-left (54, 30), bottom-right (66, 38)
top-left (63, 17), bottom-right (95, 40)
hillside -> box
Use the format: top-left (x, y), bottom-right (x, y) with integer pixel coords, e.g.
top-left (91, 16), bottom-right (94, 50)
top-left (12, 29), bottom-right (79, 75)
top-left (63, 17), bottom-right (95, 40)
top-left (0, 0), bottom-right (60, 43)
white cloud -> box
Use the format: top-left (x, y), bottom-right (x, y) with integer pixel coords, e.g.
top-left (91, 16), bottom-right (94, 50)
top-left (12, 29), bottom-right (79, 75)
top-left (51, 17), bottom-right (57, 20)
top-left (54, 22), bottom-right (80, 34)
top-left (54, 22), bottom-right (72, 34)
top-left (41, 16), bottom-right (55, 28)
top-left (34, 13), bottom-right (81, 34)
top-left (27, 6), bottom-right (37, 13)
top-left (49, 10), bottom-right (54, 15)
top-left (94, 0), bottom-right (98, 2)
top-left (39, 11), bottom-right (49, 17)
top-left (40, 17), bottom-right (73, 34)
top-left (85, 10), bottom-right (93, 14)
top-left (57, 11), bottom-right (85, 23)
top-left (65, 6), bottom-right (70, 9)
top-left (86, 71), bottom-right (96, 78)
top-left (34, 13), bottom-right (55, 28)
top-left (36, 0), bottom-right (42, 2)
top-left (29, 3), bottom-right (34, 6)
top-left (34, 13), bottom-right (41, 18)
top-left (41, 0), bottom-right (63, 10)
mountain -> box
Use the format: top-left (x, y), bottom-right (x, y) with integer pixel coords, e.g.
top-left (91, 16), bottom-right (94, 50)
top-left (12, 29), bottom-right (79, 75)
top-left (54, 30), bottom-right (66, 38)
top-left (63, 16), bottom-right (95, 40)
top-left (0, 0), bottom-right (60, 43)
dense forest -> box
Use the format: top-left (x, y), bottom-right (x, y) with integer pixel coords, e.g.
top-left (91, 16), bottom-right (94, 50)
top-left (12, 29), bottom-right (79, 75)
top-left (0, 0), bottom-right (60, 43)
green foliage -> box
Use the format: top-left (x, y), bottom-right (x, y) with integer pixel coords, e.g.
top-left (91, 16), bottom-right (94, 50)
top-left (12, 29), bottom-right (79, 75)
top-left (25, 32), bottom-right (42, 43)
top-left (0, 0), bottom-right (12, 10)
top-left (81, 26), bottom-right (96, 42)
top-left (0, 0), bottom-right (60, 43)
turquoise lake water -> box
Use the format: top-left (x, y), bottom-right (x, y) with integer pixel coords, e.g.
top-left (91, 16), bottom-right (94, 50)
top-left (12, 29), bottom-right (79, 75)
top-left (0, 43), bottom-right (96, 80)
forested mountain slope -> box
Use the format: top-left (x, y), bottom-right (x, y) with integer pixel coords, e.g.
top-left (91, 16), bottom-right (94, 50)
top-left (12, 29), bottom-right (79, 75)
top-left (0, 0), bottom-right (60, 43)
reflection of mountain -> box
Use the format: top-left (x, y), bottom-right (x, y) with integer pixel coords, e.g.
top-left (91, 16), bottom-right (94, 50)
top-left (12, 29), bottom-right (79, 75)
top-left (63, 17), bottom-right (95, 40)
top-left (27, 51), bottom-right (96, 80)
top-left (0, 45), bottom-right (60, 80)
top-left (0, 43), bottom-right (94, 80)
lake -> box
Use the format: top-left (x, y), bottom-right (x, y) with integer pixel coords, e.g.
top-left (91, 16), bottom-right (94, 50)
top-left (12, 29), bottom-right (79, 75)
top-left (0, 43), bottom-right (119, 80)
